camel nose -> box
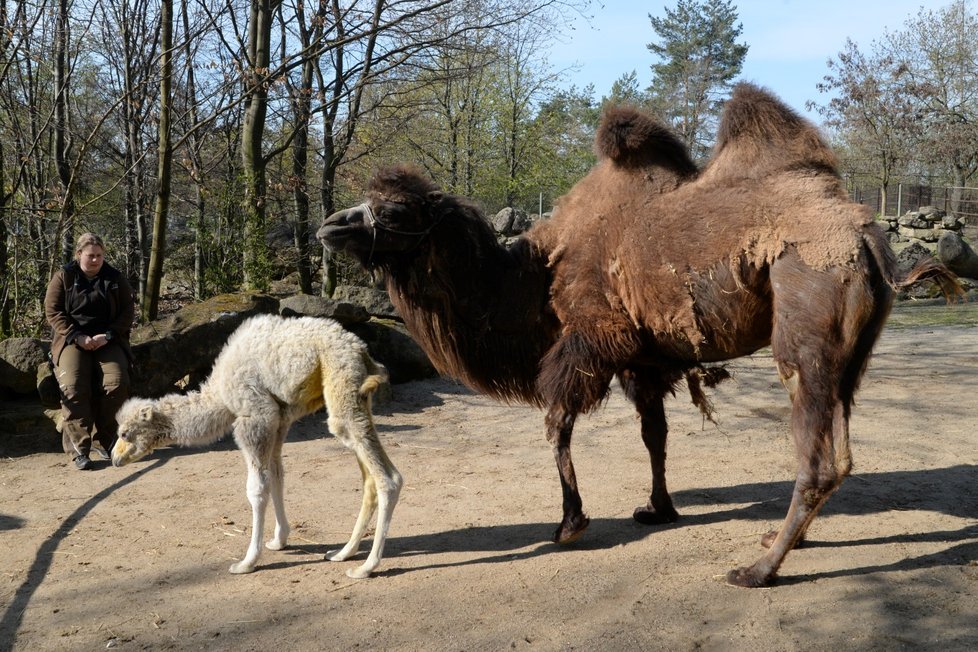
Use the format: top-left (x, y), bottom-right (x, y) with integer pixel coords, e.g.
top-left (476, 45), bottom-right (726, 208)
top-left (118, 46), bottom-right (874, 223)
top-left (317, 208), bottom-right (353, 241)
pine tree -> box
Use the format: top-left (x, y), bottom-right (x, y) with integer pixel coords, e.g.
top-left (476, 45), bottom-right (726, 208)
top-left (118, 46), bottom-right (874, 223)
top-left (647, 0), bottom-right (748, 160)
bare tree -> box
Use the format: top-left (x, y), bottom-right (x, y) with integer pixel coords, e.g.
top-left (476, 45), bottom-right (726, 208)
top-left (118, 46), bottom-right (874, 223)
top-left (812, 39), bottom-right (917, 215)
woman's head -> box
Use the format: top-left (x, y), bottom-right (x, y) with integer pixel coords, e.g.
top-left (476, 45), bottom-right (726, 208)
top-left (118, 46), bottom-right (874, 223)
top-left (75, 233), bottom-right (106, 278)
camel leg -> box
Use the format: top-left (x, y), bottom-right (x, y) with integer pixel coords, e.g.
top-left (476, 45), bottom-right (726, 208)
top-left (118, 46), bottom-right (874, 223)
top-left (619, 369), bottom-right (679, 525)
top-left (265, 422), bottom-right (291, 551)
top-left (727, 364), bottom-right (850, 587)
top-left (229, 416), bottom-right (276, 574)
top-left (545, 406), bottom-right (590, 544)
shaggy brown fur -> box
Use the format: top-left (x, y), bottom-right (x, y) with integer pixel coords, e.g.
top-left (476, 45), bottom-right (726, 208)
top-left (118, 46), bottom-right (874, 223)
top-left (318, 82), bottom-right (959, 588)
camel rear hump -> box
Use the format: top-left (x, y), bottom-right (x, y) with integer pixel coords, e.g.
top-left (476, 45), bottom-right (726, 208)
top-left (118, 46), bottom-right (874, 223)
top-left (703, 82), bottom-right (838, 181)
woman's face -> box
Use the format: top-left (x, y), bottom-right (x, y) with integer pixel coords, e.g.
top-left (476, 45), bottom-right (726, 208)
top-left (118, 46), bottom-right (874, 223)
top-left (77, 245), bottom-right (105, 278)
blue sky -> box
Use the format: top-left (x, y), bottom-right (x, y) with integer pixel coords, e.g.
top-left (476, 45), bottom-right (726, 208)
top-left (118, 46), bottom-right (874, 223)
top-left (549, 0), bottom-right (943, 120)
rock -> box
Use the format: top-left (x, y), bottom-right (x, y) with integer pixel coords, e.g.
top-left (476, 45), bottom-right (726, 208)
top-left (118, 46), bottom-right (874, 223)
top-left (347, 320), bottom-right (438, 385)
top-left (895, 242), bottom-right (933, 275)
top-left (490, 207), bottom-right (531, 236)
top-left (332, 285), bottom-right (400, 321)
top-left (279, 295), bottom-right (370, 326)
top-left (0, 338), bottom-right (48, 397)
top-left (130, 292), bottom-right (279, 397)
top-left (898, 226), bottom-right (940, 242)
top-left (0, 337), bottom-right (51, 395)
top-left (918, 206), bottom-right (945, 221)
top-left (897, 214), bottom-right (931, 230)
top-left (937, 231), bottom-right (978, 280)
top-left (942, 215), bottom-right (962, 230)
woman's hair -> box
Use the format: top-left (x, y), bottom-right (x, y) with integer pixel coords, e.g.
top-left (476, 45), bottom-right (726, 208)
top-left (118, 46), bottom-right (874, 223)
top-left (75, 232), bottom-right (105, 256)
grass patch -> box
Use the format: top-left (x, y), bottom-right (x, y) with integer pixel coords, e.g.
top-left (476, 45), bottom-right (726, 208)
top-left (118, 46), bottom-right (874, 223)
top-left (886, 299), bottom-right (978, 329)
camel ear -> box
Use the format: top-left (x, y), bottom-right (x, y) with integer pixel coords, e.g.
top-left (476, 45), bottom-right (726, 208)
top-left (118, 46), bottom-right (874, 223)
top-left (137, 404), bottom-right (155, 422)
top-left (426, 190), bottom-right (443, 205)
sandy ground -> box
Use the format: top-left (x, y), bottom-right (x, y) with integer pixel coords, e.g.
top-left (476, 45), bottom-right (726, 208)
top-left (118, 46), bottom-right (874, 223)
top-left (2, 315), bottom-right (977, 651)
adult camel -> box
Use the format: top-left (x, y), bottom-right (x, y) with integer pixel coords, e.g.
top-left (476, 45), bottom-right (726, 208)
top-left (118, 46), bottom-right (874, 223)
top-left (318, 83), bottom-right (957, 586)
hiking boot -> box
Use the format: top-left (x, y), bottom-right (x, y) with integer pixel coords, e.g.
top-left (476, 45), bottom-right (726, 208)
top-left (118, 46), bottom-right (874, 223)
top-left (73, 454), bottom-right (93, 471)
top-left (91, 445), bottom-right (111, 461)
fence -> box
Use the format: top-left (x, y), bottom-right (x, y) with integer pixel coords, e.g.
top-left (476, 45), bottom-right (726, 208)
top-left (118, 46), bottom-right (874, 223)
top-left (849, 184), bottom-right (978, 224)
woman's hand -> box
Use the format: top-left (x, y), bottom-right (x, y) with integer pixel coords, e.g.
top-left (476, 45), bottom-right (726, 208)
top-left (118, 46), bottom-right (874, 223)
top-left (77, 334), bottom-right (107, 351)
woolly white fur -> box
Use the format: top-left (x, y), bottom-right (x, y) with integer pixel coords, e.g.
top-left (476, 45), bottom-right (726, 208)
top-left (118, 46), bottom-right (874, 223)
top-left (112, 314), bottom-right (402, 579)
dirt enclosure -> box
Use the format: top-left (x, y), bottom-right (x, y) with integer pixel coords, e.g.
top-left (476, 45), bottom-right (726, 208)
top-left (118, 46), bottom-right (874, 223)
top-left (2, 304), bottom-right (977, 651)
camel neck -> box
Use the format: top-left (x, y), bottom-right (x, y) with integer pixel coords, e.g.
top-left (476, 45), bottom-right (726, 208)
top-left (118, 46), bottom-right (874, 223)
top-left (387, 232), bottom-right (556, 406)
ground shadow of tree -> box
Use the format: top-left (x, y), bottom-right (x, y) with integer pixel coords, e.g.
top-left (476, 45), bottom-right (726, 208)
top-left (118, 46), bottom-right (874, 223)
top-left (0, 458), bottom-right (170, 642)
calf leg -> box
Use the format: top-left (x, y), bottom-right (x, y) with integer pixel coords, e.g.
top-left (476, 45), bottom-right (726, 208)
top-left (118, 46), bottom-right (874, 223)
top-left (546, 407), bottom-right (590, 543)
top-left (326, 391), bottom-right (402, 578)
top-left (265, 422), bottom-right (291, 551)
top-left (229, 417), bottom-right (277, 574)
top-left (619, 369), bottom-right (678, 525)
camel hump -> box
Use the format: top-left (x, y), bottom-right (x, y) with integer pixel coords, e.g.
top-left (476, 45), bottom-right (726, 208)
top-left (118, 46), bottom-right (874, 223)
top-left (595, 106), bottom-right (697, 176)
top-left (710, 82), bottom-right (838, 176)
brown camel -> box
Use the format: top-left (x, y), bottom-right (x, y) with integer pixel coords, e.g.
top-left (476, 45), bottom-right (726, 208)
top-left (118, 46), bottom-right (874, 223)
top-left (317, 83), bottom-right (958, 587)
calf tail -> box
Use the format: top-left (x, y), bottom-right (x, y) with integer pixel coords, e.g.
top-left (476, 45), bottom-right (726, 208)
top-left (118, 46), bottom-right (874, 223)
top-left (358, 349), bottom-right (389, 399)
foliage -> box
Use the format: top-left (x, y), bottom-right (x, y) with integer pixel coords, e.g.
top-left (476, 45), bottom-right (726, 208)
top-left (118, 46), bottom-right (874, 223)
top-left (646, 0), bottom-right (748, 160)
top-left (813, 0), bottom-right (978, 212)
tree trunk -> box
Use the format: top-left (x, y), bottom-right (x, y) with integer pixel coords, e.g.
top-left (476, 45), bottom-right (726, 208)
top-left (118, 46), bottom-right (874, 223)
top-left (54, 0), bottom-right (74, 261)
top-left (143, 0), bottom-right (173, 322)
top-left (240, 0), bottom-right (281, 292)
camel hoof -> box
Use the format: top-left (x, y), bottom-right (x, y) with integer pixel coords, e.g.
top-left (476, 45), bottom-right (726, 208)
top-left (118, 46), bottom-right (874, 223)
top-left (229, 561), bottom-right (256, 574)
top-left (725, 566), bottom-right (774, 588)
top-left (632, 504), bottom-right (679, 525)
top-left (760, 530), bottom-right (805, 549)
top-left (265, 539), bottom-right (286, 551)
top-left (326, 548), bottom-right (352, 562)
top-left (553, 514), bottom-right (590, 544)
top-left (345, 565), bottom-right (373, 579)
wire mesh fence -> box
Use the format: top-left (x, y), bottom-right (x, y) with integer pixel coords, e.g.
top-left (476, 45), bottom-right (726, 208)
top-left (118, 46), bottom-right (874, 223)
top-left (850, 183), bottom-right (978, 224)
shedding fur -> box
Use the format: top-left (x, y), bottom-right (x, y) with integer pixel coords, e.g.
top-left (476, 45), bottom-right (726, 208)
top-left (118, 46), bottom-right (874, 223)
top-left (318, 83), bottom-right (960, 589)
top-left (111, 315), bottom-right (402, 579)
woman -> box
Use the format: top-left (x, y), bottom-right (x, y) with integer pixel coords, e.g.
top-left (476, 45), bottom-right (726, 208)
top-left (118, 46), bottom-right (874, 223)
top-left (45, 233), bottom-right (135, 470)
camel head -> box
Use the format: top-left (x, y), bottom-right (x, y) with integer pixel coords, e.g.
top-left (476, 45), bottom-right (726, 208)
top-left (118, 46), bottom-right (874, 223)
top-left (111, 398), bottom-right (174, 466)
top-left (317, 165), bottom-right (446, 269)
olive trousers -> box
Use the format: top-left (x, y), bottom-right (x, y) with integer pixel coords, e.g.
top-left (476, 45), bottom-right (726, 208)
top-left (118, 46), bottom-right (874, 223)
top-left (55, 343), bottom-right (130, 458)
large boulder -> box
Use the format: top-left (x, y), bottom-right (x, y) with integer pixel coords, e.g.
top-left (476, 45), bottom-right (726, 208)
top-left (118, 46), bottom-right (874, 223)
top-left (332, 285), bottom-right (400, 321)
top-left (130, 292), bottom-right (279, 397)
top-left (279, 294), bottom-right (370, 325)
top-left (0, 337), bottom-right (48, 397)
top-left (937, 231), bottom-right (978, 280)
top-left (347, 320), bottom-right (438, 385)
top-left (895, 241), bottom-right (933, 275)
top-left (490, 207), bottom-right (532, 236)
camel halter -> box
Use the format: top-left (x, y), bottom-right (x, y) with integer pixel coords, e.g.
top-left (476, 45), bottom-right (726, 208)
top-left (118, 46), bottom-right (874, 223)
top-left (356, 201), bottom-right (445, 265)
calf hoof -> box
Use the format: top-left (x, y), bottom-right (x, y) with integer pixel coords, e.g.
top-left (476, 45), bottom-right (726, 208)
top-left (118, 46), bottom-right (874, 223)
top-left (229, 561), bottom-right (256, 574)
top-left (633, 504), bottom-right (679, 525)
top-left (725, 566), bottom-right (775, 588)
top-left (553, 514), bottom-right (590, 544)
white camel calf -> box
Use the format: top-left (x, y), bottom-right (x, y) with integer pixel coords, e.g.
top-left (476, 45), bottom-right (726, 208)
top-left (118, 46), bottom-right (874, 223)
top-left (112, 314), bottom-right (402, 578)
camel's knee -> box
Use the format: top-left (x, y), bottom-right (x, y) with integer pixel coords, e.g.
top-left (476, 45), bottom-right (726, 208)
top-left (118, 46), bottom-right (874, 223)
top-left (776, 362), bottom-right (799, 401)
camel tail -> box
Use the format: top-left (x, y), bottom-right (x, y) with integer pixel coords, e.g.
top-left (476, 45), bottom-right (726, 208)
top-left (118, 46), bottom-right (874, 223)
top-left (901, 258), bottom-right (965, 303)
top-left (863, 227), bottom-right (964, 304)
